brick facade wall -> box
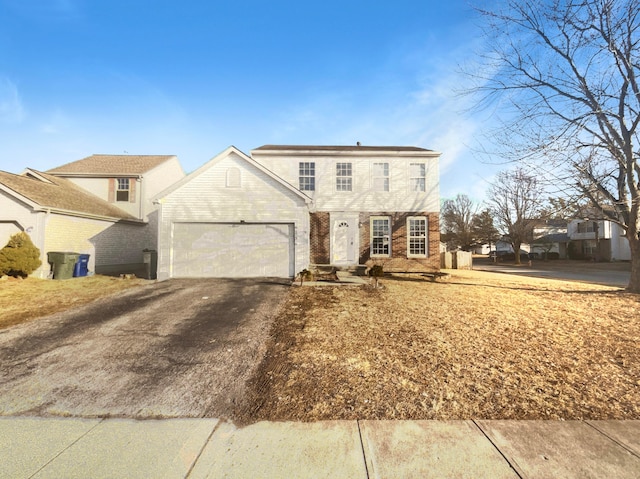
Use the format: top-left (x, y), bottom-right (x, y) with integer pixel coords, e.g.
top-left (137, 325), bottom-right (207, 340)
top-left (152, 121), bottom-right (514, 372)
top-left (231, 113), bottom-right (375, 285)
top-left (309, 212), bottom-right (330, 264)
top-left (309, 211), bottom-right (440, 272)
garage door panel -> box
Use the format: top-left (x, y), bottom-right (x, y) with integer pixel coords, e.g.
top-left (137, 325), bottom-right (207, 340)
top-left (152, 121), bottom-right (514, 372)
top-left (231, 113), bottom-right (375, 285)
top-left (172, 223), bottom-right (293, 278)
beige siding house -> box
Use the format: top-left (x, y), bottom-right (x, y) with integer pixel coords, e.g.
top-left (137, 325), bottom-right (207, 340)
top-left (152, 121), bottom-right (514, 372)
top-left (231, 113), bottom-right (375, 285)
top-left (1, 154), bottom-right (185, 278)
top-left (0, 170), bottom-right (142, 278)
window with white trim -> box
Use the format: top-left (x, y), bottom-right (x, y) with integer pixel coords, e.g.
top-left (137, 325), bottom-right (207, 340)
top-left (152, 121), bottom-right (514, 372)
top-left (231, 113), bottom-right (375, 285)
top-left (409, 163), bottom-right (426, 192)
top-left (577, 221), bottom-right (595, 233)
top-left (299, 162), bottom-right (315, 191)
top-left (336, 162), bottom-right (352, 191)
top-left (407, 217), bottom-right (427, 257)
top-left (116, 178), bottom-right (130, 202)
top-left (372, 162), bottom-right (389, 192)
top-left (371, 216), bottom-right (391, 256)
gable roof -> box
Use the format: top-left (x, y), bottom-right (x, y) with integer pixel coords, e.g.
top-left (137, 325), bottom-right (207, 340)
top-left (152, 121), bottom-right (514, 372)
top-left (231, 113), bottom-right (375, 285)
top-left (46, 154), bottom-right (177, 176)
top-left (0, 169), bottom-right (138, 221)
top-left (155, 146), bottom-right (311, 203)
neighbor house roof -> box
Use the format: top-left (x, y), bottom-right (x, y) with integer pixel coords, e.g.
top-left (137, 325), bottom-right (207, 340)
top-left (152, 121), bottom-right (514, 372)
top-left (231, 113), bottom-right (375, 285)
top-left (46, 154), bottom-right (177, 176)
top-left (0, 170), bottom-right (138, 221)
top-left (532, 233), bottom-right (570, 244)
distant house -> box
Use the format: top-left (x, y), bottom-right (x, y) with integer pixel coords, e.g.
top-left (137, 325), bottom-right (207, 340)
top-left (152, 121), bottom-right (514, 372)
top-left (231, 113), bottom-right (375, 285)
top-left (530, 219), bottom-right (568, 258)
top-left (567, 218), bottom-right (630, 261)
top-left (0, 154), bottom-right (185, 278)
top-left (155, 144), bottom-right (441, 279)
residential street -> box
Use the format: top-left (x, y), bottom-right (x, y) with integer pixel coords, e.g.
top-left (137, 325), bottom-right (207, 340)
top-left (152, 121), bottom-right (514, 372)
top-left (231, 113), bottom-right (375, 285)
top-left (473, 259), bottom-right (631, 288)
top-left (0, 278), bottom-right (289, 419)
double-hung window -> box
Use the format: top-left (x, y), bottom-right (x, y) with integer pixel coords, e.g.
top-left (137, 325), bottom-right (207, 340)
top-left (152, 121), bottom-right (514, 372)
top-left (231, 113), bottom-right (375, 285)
top-left (299, 162), bottom-right (315, 191)
top-left (407, 217), bottom-right (427, 257)
top-left (409, 163), bottom-right (426, 192)
top-left (116, 178), bottom-right (130, 202)
top-left (336, 162), bottom-right (352, 191)
top-left (372, 162), bottom-right (389, 192)
top-left (371, 217), bottom-right (391, 256)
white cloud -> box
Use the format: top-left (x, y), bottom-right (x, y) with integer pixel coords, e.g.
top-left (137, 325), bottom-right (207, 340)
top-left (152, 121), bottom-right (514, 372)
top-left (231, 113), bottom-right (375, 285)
top-left (0, 77), bottom-right (25, 123)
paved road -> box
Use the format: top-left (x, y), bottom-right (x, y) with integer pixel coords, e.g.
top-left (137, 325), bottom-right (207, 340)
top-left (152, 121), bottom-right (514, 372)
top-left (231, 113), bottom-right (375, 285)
top-left (474, 260), bottom-right (631, 288)
top-left (0, 278), bottom-right (289, 419)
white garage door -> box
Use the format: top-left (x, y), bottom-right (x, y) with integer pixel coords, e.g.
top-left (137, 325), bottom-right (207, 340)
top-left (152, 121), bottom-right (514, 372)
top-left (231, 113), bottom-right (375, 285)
top-left (171, 223), bottom-right (294, 278)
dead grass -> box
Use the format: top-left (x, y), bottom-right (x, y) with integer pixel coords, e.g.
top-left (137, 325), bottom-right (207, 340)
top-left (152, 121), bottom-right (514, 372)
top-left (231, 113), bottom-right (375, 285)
top-left (0, 275), bottom-right (147, 329)
top-left (239, 270), bottom-right (640, 422)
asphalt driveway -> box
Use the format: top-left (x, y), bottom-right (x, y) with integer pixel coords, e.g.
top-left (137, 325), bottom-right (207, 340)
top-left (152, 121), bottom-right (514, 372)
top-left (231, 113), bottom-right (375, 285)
top-left (0, 278), bottom-right (290, 419)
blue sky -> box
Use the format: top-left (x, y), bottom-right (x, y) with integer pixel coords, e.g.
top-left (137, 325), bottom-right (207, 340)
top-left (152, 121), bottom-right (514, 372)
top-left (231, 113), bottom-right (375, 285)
top-left (0, 0), bottom-right (498, 201)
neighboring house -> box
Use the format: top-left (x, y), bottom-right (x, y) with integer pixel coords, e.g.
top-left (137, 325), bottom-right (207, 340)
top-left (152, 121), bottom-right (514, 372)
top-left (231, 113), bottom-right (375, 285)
top-left (155, 144), bottom-right (441, 279)
top-left (530, 219), bottom-right (568, 258)
top-left (46, 154), bottom-right (185, 275)
top-left (0, 169), bottom-right (142, 278)
top-left (567, 218), bottom-right (630, 261)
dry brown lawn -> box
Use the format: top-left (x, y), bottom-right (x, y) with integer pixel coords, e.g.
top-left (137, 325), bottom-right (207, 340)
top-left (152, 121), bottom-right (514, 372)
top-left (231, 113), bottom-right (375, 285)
top-left (0, 275), bottom-right (147, 329)
top-left (238, 270), bottom-right (640, 422)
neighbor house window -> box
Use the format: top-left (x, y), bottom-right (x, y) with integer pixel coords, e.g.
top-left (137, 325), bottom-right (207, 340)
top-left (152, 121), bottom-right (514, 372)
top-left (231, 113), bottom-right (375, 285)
top-left (584, 240), bottom-right (597, 256)
top-left (116, 178), bottom-right (130, 202)
top-left (409, 163), bottom-right (426, 192)
top-left (299, 162), bottom-right (315, 191)
top-left (372, 162), bottom-right (389, 192)
top-left (371, 216), bottom-right (391, 256)
top-left (577, 221), bottom-right (595, 233)
top-left (336, 162), bottom-right (352, 191)
top-left (407, 217), bottom-right (427, 257)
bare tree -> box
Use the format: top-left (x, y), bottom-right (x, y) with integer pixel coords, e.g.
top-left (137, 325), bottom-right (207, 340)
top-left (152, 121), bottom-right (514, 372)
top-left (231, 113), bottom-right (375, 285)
top-left (489, 168), bottom-right (543, 265)
top-left (441, 194), bottom-right (478, 250)
top-left (471, 0), bottom-right (640, 291)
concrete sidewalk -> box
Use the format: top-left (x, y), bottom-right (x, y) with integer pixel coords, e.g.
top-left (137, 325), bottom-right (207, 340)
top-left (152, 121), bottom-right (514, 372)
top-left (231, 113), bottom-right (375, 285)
top-left (1, 418), bottom-right (639, 478)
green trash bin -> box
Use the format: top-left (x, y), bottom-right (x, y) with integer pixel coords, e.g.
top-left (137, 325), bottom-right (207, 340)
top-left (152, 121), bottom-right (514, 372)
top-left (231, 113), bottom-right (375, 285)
top-left (47, 252), bottom-right (80, 280)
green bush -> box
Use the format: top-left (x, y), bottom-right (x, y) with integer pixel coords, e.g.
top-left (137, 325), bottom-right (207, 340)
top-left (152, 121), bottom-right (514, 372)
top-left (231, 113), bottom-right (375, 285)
top-left (0, 232), bottom-right (42, 278)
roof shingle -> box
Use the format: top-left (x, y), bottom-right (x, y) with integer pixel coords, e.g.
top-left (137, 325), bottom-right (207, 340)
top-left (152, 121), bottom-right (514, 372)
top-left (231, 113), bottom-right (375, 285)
top-left (46, 154), bottom-right (176, 175)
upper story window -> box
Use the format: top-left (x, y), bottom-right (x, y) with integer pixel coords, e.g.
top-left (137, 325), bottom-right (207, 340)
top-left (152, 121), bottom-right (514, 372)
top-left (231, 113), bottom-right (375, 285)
top-left (116, 178), bottom-right (130, 202)
top-left (409, 163), bottom-right (426, 192)
top-left (372, 162), bottom-right (389, 192)
top-left (371, 216), bottom-right (391, 256)
top-left (299, 162), bottom-right (315, 191)
top-left (226, 167), bottom-right (241, 188)
top-left (577, 221), bottom-right (595, 233)
top-left (336, 162), bottom-right (352, 191)
top-left (407, 217), bottom-right (427, 257)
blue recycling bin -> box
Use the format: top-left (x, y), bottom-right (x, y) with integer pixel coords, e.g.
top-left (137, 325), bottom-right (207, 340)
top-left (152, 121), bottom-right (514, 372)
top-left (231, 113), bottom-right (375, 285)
top-left (73, 254), bottom-right (90, 277)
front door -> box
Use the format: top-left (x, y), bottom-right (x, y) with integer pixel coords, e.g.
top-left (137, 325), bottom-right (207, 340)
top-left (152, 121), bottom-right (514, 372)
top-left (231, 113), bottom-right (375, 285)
top-left (331, 216), bottom-right (358, 265)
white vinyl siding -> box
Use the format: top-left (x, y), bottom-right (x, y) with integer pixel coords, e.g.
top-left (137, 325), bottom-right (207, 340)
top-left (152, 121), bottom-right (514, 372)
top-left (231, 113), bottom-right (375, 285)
top-left (157, 150), bottom-right (309, 280)
top-left (371, 216), bottom-right (390, 257)
top-left (407, 216), bottom-right (427, 257)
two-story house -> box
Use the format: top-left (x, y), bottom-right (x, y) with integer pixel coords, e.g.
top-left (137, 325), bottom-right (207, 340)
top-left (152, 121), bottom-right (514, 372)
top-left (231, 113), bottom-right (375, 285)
top-left (154, 144), bottom-right (440, 279)
top-left (45, 154), bottom-right (185, 275)
top-left (0, 154), bottom-right (184, 278)
top-left (567, 218), bottom-right (630, 261)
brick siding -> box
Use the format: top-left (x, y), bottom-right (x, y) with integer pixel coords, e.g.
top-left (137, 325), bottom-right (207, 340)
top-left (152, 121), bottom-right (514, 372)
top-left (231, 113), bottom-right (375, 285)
top-left (309, 211), bottom-right (440, 272)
